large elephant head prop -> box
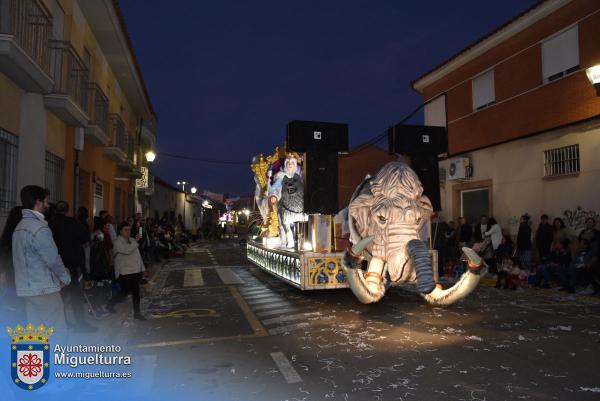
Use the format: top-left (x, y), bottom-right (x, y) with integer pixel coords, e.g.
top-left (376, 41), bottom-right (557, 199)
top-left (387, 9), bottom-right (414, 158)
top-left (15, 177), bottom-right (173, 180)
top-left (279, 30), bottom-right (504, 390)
top-left (343, 161), bottom-right (485, 305)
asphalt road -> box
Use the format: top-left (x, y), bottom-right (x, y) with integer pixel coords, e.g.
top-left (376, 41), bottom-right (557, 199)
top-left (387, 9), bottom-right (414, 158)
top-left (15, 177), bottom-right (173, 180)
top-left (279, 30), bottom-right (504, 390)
top-left (123, 241), bottom-right (600, 400)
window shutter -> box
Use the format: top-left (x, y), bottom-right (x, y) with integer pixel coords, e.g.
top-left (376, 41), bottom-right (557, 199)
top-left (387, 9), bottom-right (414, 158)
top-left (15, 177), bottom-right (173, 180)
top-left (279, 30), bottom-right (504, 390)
top-left (424, 95), bottom-right (447, 127)
top-left (472, 69), bottom-right (495, 110)
top-left (542, 25), bottom-right (579, 80)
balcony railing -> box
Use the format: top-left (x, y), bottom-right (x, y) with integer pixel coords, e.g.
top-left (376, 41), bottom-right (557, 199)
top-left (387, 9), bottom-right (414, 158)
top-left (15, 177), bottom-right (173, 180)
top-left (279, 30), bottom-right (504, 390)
top-left (127, 133), bottom-right (135, 162)
top-left (48, 40), bottom-right (88, 112)
top-left (108, 113), bottom-right (127, 154)
top-left (88, 83), bottom-right (109, 134)
top-left (0, 0), bottom-right (52, 75)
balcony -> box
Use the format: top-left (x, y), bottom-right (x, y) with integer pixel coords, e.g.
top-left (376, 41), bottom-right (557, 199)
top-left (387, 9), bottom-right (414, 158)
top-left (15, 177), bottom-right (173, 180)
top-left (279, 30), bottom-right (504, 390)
top-left (140, 116), bottom-right (157, 148)
top-left (85, 83), bottom-right (109, 145)
top-left (0, 0), bottom-right (53, 92)
top-left (44, 40), bottom-right (89, 126)
top-left (103, 113), bottom-right (128, 165)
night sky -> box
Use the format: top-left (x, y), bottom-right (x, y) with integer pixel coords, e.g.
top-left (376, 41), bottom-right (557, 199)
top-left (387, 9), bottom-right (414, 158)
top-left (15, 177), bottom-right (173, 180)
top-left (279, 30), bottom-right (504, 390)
top-left (119, 0), bottom-right (537, 197)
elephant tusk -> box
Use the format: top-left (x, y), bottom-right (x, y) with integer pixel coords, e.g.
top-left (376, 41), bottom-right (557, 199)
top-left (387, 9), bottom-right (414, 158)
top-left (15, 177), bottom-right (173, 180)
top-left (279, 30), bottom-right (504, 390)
top-left (342, 236), bottom-right (385, 304)
top-left (351, 236), bottom-right (375, 255)
top-left (421, 247), bottom-right (487, 306)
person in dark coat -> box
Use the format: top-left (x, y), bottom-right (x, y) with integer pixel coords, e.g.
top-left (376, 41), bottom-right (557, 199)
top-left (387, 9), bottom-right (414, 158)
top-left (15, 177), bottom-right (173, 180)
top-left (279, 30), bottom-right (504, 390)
top-left (535, 214), bottom-right (554, 261)
top-left (516, 214), bottom-right (533, 270)
top-left (458, 216), bottom-right (472, 245)
top-left (473, 215), bottom-right (488, 243)
top-left (49, 201), bottom-right (96, 332)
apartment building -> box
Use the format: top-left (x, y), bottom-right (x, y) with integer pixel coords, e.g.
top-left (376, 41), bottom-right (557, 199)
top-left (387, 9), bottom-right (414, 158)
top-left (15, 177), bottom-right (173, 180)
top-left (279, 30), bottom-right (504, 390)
top-left (411, 0), bottom-right (600, 235)
top-left (0, 0), bottom-right (157, 228)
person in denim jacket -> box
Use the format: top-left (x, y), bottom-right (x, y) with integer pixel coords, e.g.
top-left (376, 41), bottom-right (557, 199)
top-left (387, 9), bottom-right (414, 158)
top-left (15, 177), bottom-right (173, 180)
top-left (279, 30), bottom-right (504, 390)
top-left (12, 186), bottom-right (71, 335)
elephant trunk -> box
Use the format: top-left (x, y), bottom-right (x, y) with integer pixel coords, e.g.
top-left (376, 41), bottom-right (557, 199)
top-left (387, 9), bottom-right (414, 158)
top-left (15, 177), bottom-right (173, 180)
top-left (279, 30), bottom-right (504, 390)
top-left (421, 247), bottom-right (486, 306)
top-left (342, 237), bottom-right (386, 304)
top-left (406, 239), bottom-right (436, 294)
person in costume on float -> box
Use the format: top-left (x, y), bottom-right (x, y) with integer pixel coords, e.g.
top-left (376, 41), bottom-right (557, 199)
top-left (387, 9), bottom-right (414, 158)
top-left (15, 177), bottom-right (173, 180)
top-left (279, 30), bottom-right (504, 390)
top-left (267, 153), bottom-right (304, 248)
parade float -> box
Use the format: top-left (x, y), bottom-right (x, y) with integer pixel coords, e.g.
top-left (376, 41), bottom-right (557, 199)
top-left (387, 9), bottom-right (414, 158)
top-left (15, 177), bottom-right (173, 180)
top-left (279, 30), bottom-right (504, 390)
top-left (247, 121), bottom-right (486, 305)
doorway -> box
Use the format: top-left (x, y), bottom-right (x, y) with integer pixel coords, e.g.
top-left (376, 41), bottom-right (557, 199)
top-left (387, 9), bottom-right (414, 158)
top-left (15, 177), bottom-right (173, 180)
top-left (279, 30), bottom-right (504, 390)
top-left (452, 179), bottom-right (493, 227)
top-left (461, 188), bottom-right (489, 226)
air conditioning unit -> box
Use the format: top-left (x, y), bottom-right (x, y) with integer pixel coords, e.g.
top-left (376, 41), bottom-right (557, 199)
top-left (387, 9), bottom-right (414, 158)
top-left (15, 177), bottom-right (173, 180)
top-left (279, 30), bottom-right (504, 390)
top-left (447, 157), bottom-right (471, 181)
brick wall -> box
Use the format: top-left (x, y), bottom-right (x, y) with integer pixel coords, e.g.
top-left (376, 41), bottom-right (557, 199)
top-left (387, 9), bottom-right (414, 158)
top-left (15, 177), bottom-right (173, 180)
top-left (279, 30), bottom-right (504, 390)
top-left (419, 0), bottom-right (600, 155)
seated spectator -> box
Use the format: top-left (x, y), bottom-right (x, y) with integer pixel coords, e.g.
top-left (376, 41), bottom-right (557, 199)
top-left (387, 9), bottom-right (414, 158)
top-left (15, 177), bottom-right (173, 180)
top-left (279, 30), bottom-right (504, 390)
top-left (507, 258), bottom-right (526, 291)
top-left (560, 239), bottom-right (594, 294)
top-left (495, 256), bottom-right (513, 289)
top-left (537, 239), bottom-right (571, 288)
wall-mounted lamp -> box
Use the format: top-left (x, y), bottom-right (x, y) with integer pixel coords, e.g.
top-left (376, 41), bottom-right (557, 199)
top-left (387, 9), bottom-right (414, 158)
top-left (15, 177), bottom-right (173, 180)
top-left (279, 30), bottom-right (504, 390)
top-left (586, 65), bottom-right (600, 96)
top-left (145, 151), bottom-right (156, 162)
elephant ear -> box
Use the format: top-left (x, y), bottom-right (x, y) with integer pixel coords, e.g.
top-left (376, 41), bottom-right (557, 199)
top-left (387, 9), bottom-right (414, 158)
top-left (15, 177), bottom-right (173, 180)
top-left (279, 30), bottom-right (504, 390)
top-left (349, 193), bottom-right (374, 244)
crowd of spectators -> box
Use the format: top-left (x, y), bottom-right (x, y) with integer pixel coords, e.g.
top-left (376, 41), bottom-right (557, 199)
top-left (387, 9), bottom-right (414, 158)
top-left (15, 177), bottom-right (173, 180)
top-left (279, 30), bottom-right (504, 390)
top-left (433, 213), bottom-right (600, 296)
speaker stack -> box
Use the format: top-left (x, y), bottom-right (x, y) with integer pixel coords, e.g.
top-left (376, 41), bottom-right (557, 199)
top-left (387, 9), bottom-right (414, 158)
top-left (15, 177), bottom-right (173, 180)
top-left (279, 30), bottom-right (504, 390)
top-left (287, 120), bottom-right (349, 215)
top-left (387, 124), bottom-right (448, 211)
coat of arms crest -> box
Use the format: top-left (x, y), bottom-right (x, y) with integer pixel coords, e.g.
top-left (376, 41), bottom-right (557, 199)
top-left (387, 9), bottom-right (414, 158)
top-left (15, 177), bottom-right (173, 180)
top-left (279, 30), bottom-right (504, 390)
top-left (7, 323), bottom-right (53, 391)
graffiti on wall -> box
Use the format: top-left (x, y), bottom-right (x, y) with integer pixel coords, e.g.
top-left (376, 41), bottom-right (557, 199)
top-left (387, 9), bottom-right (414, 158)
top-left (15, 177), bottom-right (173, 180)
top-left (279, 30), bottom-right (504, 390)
top-left (563, 206), bottom-right (600, 234)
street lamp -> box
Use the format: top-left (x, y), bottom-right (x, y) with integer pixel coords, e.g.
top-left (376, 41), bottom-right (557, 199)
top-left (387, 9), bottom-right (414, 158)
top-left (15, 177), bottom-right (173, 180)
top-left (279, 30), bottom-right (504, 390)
top-left (191, 186), bottom-right (197, 194)
top-left (145, 150), bottom-right (156, 162)
top-left (586, 65), bottom-right (600, 96)
top-left (176, 181), bottom-right (187, 192)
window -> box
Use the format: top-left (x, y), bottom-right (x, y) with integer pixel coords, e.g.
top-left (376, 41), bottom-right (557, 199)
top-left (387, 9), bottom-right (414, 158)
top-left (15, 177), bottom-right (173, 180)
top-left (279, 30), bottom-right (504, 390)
top-left (424, 95), bottom-right (447, 127)
top-left (472, 69), bottom-right (495, 111)
top-left (542, 25), bottom-right (579, 82)
top-left (114, 187), bottom-right (122, 222)
top-left (45, 152), bottom-right (65, 203)
top-left (544, 144), bottom-right (580, 178)
top-left (93, 181), bottom-right (104, 217)
top-left (0, 129), bottom-right (18, 213)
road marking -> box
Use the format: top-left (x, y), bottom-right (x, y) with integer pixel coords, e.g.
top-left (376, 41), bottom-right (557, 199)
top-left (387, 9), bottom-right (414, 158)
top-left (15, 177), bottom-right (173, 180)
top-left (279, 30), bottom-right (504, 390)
top-left (228, 286), bottom-right (268, 336)
top-left (269, 322), bottom-right (310, 335)
top-left (152, 308), bottom-right (220, 319)
top-left (137, 286), bottom-right (268, 349)
top-left (244, 293), bottom-right (278, 301)
top-left (251, 301), bottom-right (291, 311)
top-left (137, 333), bottom-right (264, 349)
top-left (256, 307), bottom-right (299, 318)
top-left (270, 352), bottom-right (302, 383)
top-left (216, 268), bottom-right (244, 284)
top-left (241, 291), bottom-right (272, 298)
top-left (262, 312), bottom-right (321, 326)
top-left (184, 269), bottom-right (204, 287)
top-left (247, 297), bottom-right (284, 306)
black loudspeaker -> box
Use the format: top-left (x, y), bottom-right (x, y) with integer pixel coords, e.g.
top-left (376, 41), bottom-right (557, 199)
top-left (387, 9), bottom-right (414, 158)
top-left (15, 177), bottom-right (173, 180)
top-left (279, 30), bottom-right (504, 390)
top-left (287, 120), bottom-right (349, 153)
top-left (387, 124), bottom-right (447, 155)
top-left (410, 154), bottom-right (442, 211)
top-left (304, 151), bottom-right (339, 215)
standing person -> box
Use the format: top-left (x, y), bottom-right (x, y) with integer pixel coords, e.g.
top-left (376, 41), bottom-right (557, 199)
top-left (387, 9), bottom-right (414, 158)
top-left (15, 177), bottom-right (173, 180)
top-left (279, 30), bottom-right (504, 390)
top-left (431, 214), bottom-right (448, 277)
top-left (551, 218), bottom-right (569, 251)
top-left (445, 221), bottom-right (458, 265)
top-left (101, 212), bottom-right (117, 243)
top-left (11, 186), bottom-right (71, 336)
top-left (577, 218), bottom-right (600, 294)
top-left (0, 206), bottom-right (24, 321)
top-left (458, 216), bottom-right (472, 247)
top-left (76, 207), bottom-right (92, 287)
top-left (474, 215), bottom-right (488, 243)
top-left (578, 218), bottom-right (600, 250)
top-left (535, 214), bottom-right (554, 261)
top-left (484, 217), bottom-right (503, 274)
top-left (106, 222), bottom-right (146, 320)
top-left (49, 201), bottom-right (96, 332)
top-left (516, 214), bottom-right (533, 270)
